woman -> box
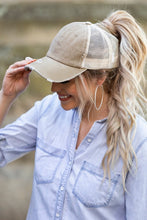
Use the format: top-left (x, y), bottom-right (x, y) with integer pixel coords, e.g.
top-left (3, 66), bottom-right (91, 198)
top-left (0, 10), bottom-right (147, 220)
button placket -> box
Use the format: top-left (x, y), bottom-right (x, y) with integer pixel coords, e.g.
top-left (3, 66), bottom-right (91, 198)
top-left (55, 158), bottom-right (74, 220)
top-left (54, 111), bottom-right (80, 220)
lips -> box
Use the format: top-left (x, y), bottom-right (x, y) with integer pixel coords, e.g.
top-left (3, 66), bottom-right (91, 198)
top-left (58, 94), bottom-right (72, 102)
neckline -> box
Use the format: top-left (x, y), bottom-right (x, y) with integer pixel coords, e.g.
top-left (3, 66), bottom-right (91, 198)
top-left (95, 117), bottom-right (107, 124)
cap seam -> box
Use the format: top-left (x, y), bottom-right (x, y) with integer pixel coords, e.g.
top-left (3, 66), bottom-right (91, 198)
top-left (101, 31), bottom-right (113, 66)
top-left (81, 24), bottom-right (91, 68)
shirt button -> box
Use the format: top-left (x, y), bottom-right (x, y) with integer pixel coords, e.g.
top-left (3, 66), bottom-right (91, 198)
top-left (87, 138), bottom-right (92, 143)
top-left (60, 186), bottom-right (64, 191)
top-left (56, 213), bottom-right (60, 218)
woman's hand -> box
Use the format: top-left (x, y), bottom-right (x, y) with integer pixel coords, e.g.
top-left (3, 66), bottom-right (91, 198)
top-left (0, 58), bottom-right (35, 126)
top-left (1, 59), bottom-right (32, 99)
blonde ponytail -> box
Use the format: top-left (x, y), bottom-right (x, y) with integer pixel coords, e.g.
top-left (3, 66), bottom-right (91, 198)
top-left (99, 10), bottom-right (147, 189)
top-left (101, 10), bottom-right (147, 82)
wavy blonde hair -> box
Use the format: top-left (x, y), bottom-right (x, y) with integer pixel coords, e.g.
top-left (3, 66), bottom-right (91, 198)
top-left (75, 10), bottom-right (147, 189)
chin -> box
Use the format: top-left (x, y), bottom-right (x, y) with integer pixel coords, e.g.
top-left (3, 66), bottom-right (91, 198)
top-left (61, 106), bottom-right (73, 111)
top-left (61, 103), bottom-right (78, 111)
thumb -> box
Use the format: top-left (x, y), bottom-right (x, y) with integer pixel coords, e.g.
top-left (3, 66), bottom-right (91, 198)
top-left (23, 71), bottom-right (31, 80)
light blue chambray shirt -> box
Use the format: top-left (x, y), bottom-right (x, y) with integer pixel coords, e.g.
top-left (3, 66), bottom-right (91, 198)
top-left (0, 93), bottom-right (147, 220)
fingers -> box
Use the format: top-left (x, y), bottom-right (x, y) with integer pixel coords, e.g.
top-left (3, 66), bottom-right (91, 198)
top-left (7, 62), bottom-right (27, 77)
top-left (27, 59), bottom-right (37, 65)
top-left (7, 58), bottom-right (35, 75)
top-left (7, 66), bottom-right (26, 76)
top-left (5, 58), bottom-right (37, 81)
top-left (23, 71), bottom-right (31, 80)
top-left (8, 58), bottom-right (36, 74)
top-left (1, 58), bottom-right (35, 98)
top-left (9, 58), bottom-right (36, 70)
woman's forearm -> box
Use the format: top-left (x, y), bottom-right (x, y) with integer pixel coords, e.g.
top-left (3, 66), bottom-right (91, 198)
top-left (0, 90), bottom-right (16, 126)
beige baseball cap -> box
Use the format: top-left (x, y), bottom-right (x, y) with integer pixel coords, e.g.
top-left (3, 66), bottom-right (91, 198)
top-left (25, 21), bottom-right (119, 82)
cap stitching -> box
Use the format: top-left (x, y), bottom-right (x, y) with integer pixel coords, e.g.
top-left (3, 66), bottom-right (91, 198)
top-left (81, 24), bottom-right (91, 68)
top-left (101, 31), bottom-right (113, 66)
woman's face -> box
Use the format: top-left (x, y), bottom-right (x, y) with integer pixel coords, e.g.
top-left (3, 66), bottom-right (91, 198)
top-left (51, 73), bottom-right (106, 111)
top-left (51, 78), bottom-right (80, 111)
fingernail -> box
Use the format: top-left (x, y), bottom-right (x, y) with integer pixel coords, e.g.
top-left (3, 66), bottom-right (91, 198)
top-left (25, 56), bottom-right (32, 61)
top-left (24, 66), bottom-right (32, 71)
top-left (27, 59), bottom-right (37, 64)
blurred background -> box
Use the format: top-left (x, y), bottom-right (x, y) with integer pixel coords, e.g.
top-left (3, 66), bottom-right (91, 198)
top-left (0, 0), bottom-right (147, 219)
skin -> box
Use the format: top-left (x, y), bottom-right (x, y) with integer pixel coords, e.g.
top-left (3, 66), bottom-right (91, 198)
top-left (51, 73), bottom-right (109, 149)
top-left (51, 79), bottom-right (80, 111)
top-left (0, 61), bottom-right (109, 148)
top-left (51, 73), bottom-right (108, 120)
top-left (0, 60), bottom-right (31, 126)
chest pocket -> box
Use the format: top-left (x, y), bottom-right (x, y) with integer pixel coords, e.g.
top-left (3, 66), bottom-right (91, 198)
top-left (73, 161), bottom-right (122, 208)
top-left (35, 139), bottom-right (66, 184)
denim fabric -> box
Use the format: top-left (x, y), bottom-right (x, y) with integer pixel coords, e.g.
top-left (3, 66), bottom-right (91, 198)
top-left (0, 93), bottom-right (147, 220)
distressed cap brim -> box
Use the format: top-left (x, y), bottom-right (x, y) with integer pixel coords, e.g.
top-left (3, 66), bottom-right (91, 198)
top-left (25, 56), bottom-right (86, 82)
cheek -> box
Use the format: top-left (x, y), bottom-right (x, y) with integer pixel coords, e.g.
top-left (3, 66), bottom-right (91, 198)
top-left (67, 81), bottom-right (84, 104)
top-left (70, 89), bottom-right (80, 106)
top-left (70, 93), bottom-right (80, 106)
top-left (69, 85), bottom-right (78, 97)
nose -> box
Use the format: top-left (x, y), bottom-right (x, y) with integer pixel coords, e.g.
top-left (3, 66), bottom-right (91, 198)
top-left (51, 82), bottom-right (62, 93)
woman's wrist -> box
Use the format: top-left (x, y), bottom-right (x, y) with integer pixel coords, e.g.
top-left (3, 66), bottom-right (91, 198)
top-left (0, 89), bottom-right (17, 104)
top-left (0, 90), bottom-right (17, 126)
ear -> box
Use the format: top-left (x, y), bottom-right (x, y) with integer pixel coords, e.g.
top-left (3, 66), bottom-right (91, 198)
top-left (97, 76), bottom-right (107, 86)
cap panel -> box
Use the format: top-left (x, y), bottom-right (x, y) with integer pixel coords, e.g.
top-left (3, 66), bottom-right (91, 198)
top-left (47, 22), bottom-right (89, 68)
top-left (83, 24), bottom-right (119, 69)
top-left (25, 21), bottom-right (119, 82)
top-left (101, 29), bottom-right (119, 67)
top-left (87, 25), bottom-right (108, 59)
top-left (83, 57), bottom-right (119, 69)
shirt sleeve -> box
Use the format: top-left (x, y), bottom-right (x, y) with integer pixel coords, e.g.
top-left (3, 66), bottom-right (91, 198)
top-left (125, 138), bottom-right (147, 220)
top-left (0, 100), bottom-right (40, 167)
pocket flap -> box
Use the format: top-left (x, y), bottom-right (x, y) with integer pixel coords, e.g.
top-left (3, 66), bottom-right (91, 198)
top-left (35, 138), bottom-right (66, 184)
top-left (73, 161), bottom-right (120, 208)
